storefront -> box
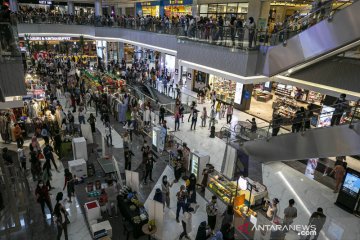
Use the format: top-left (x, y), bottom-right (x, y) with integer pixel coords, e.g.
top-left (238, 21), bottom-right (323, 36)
top-left (164, 0), bottom-right (193, 17)
top-left (136, 1), bottom-right (161, 17)
top-left (190, 70), bottom-right (251, 110)
top-left (198, 2), bottom-right (248, 20)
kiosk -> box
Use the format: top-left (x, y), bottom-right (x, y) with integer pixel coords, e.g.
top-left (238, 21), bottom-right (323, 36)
top-left (72, 137), bottom-right (88, 161)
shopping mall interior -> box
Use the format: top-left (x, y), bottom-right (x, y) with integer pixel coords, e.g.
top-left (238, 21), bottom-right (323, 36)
top-left (0, 0), bottom-right (360, 239)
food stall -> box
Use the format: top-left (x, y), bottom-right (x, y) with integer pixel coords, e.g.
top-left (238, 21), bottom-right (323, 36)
top-left (205, 169), bottom-right (268, 213)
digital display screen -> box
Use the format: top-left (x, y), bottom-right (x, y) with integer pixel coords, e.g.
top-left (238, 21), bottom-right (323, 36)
top-left (317, 106), bottom-right (335, 127)
top-left (341, 172), bottom-right (360, 197)
top-left (191, 155), bottom-right (199, 177)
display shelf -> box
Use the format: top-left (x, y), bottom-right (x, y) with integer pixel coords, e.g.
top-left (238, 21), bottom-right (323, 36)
top-left (207, 171), bottom-right (240, 205)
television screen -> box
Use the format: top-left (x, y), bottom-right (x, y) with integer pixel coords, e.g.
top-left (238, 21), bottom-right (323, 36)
top-left (341, 172), bottom-right (360, 197)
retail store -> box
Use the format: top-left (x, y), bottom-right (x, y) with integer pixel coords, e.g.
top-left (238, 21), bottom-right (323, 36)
top-left (247, 81), bottom-right (359, 128)
top-left (198, 1), bottom-right (248, 20)
top-left (267, 1), bottom-right (351, 32)
top-left (185, 69), bottom-right (252, 110)
top-left (164, 0), bottom-right (193, 17)
top-left (136, 1), bottom-right (161, 17)
top-left (18, 1), bottom-right (94, 15)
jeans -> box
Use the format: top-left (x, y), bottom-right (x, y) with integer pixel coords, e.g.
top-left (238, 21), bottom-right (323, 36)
top-left (176, 201), bottom-right (186, 220)
top-left (190, 119), bottom-right (197, 130)
top-left (39, 199), bottom-right (53, 215)
top-left (226, 114), bottom-right (232, 124)
top-left (78, 116), bottom-right (85, 124)
top-left (175, 120), bottom-right (180, 131)
top-left (201, 118), bottom-right (206, 127)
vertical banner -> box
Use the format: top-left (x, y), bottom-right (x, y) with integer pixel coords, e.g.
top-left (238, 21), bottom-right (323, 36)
top-left (305, 158), bottom-right (318, 179)
top-left (146, 200), bottom-right (164, 240)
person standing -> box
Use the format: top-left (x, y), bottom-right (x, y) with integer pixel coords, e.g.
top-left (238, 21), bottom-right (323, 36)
top-left (201, 107), bottom-right (207, 127)
top-left (161, 175), bottom-right (174, 209)
top-left (246, 17), bottom-right (256, 48)
top-left (143, 152), bottom-right (156, 184)
top-left (30, 150), bottom-right (41, 181)
top-left (179, 103), bottom-right (185, 123)
top-left (35, 180), bottom-right (53, 218)
top-left (187, 173), bottom-right (197, 204)
top-left (206, 195), bottom-right (219, 232)
top-left (159, 105), bottom-right (165, 124)
top-left (54, 192), bottom-right (69, 240)
top-left (63, 169), bottom-right (75, 203)
top-left (306, 208), bottom-right (326, 240)
top-left (209, 106), bottom-right (216, 130)
top-left (124, 146), bottom-right (135, 170)
top-left (292, 107), bottom-right (305, 133)
top-left (266, 198), bottom-right (279, 221)
top-left (180, 206), bottom-right (195, 240)
top-left (283, 199), bottom-right (297, 230)
top-left (104, 123), bottom-right (113, 147)
top-left (226, 105), bottom-right (233, 124)
top-left (176, 185), bottom-right (188, 223)
top-left (331, 93), bottom-right (348, 126)
top-left (272, 113), bottom-right (282, 136)
top-left (42, 161), bottom-right (53, 190)
top-left (78, 107), bottom-right (85, 124)
top-left (87, 113), bottom-right (96, 133)
top-left (221, 205), bottom-right (234, 227)
top-left (174, 110), bottom-right (181, 131)
top-left (106, 179), bottom-right (119, 218)
top-left (190, 109), bottom-right (198, 131)
top-left (247, 118), bottom-right (258, 133)
top-left (329, 162), bottom-right (346, 193)
top-left (43, 142), bottom-right (59, 171)
top-left (14, 123), bottom-right (24, 148)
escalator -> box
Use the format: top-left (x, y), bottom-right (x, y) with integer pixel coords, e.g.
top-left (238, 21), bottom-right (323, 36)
top-left (260, 0), bottom-right (360, 77)
top-left (240, 122), bottom-right (360, 163)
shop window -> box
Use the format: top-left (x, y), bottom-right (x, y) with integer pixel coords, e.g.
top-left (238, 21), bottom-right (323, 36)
top-left (227, 3), bottom-right (238, 13)
top-left (208, 4), bottom-right (217, 13)
top-left (199, 4), bottom-right (208, 14)
top-left (217, 4), bottom-right (227, 13)
top-left (238, 3), bottom-right (248, 13)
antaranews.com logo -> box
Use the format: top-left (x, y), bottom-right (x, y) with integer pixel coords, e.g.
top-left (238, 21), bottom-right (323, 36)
top-left (238, 222), bottom-right (317, 236)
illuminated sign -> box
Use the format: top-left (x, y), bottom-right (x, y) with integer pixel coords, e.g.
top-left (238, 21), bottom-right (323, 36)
top-left (169, 0), bottom-right (183, 4)
top-left (28, 37), bottom-right (71, 41)
top-left (141, 2), bottom-right (152, 6)
top-left (38, 0), bottom-right (52, 5)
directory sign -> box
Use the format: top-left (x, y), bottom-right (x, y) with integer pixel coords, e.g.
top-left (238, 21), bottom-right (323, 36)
top-left (191, 155), bottom-right (199, 178)
top-left (234, 82), bottom-right (244, 104)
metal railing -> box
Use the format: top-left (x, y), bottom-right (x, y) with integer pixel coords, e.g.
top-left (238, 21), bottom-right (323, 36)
top-left (265, 0), bottom-right (356, 46)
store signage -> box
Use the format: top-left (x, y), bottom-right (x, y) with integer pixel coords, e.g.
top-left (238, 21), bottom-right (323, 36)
top-left (169, 0), bottom-right (183, 4)
top-left (234, 82), bottom-right (244, 104)
top-left (29, 36), bottom-right (71, 41)
top-left (38, 0), bottom-right (52, 5)
top-left (141, 2), bottom-right (152, 6)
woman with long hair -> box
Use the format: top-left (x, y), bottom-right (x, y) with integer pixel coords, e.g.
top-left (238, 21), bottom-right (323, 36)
top-left (54, 192), bottom-right (69, 240)
top-left (63, 168), bottom-right (75, 203)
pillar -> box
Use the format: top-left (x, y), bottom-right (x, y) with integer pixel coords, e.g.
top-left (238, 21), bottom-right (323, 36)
top-left (95, 0), bottom-right (102, 17)
top-left (191, 0), bottom-right (198, 17)
top-left (118, 42), bottom-right (124, 60)
top-left (9, 0), bottom-right (18, 12)
top-left (247, 0), bottom-right (270, 29)
top-left (68, 1), bottom-right (74, 15)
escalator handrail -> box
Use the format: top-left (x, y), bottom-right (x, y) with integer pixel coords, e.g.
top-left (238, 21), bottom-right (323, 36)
top-left (272, 0), bottom-right (355, 44)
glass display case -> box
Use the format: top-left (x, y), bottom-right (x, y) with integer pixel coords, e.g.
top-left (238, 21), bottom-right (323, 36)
top-left (207, 170), bottom-right (240, 205)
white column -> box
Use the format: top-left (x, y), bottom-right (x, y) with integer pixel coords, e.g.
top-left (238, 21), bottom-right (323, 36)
top-left (191, 0), bottom-right (198, 16)
top-left (9, 0), bottom-right (18, 12)
top-left (68, 1), bottom-right (74, 15)
top-left (95, 0), bottom-right (102, 17)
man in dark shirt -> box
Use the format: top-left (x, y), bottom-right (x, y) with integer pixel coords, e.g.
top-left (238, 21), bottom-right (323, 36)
top-left (124, 147), bottom-right (134, 170)
top-left (306, 208), bottom-right (326, 240)
top-left (43, 142), bottom-right (58, 171)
